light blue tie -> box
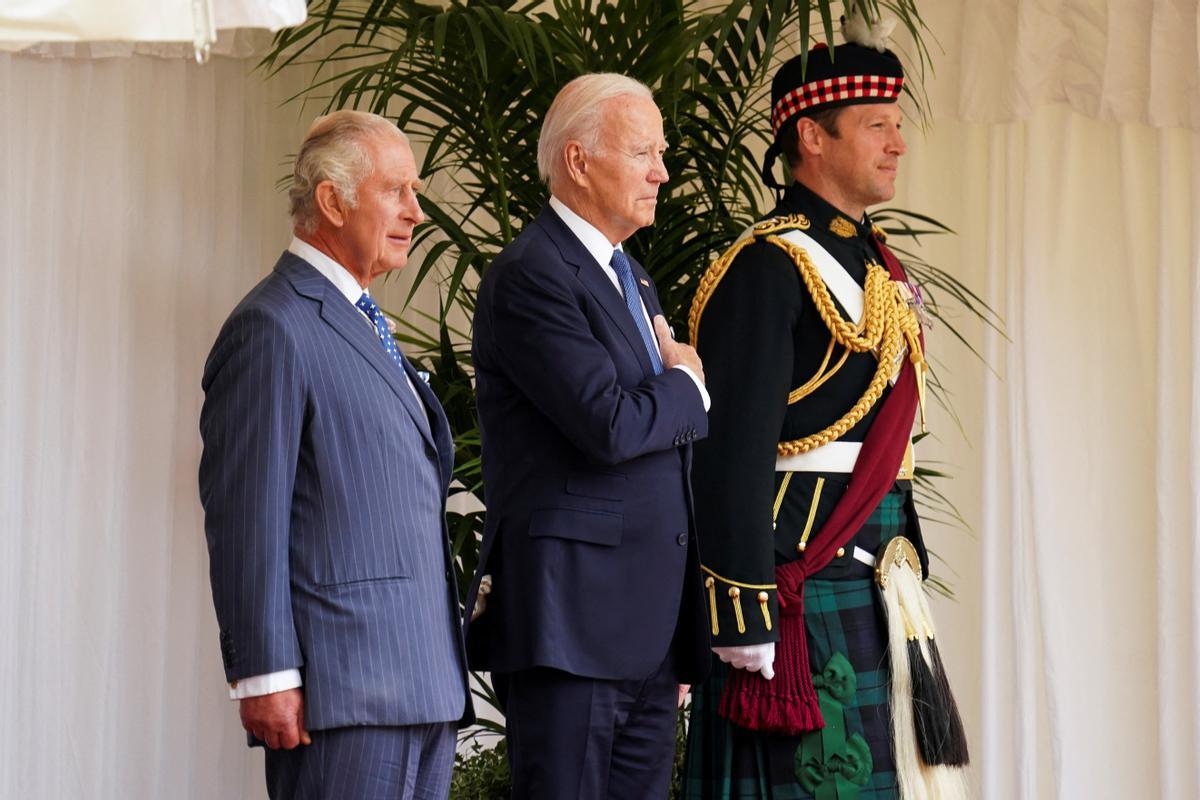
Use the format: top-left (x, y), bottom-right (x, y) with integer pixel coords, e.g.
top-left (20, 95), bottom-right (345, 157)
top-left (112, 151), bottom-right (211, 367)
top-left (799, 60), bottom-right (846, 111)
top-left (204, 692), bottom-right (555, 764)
top-left (355, 293), bottom-right (407, 371)
top-left (610, 249), bottom-right (663, 375)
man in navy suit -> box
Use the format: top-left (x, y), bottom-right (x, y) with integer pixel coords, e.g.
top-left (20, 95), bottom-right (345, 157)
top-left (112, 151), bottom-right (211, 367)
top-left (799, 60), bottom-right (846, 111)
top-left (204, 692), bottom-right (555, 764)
top-left (466, 73), bottom-right (712, 799)
top-left (199, 110), bottom-right (471, 799)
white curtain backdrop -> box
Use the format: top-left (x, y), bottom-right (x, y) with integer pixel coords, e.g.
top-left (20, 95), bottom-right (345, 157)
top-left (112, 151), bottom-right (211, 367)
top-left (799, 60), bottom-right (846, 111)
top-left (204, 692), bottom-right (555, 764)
top-left (897, 2), bottom-right (1200, 797)
top-left (1, 1), bottom-right (1198, 798)
top-left (0, 48), bottom-right (439, 798)
top-left (0, 50), bottom-right (307, 800)
top-left (900, 109), bottom-right (1200, 800)
top-left (0, 0), bottom-right (307, 54)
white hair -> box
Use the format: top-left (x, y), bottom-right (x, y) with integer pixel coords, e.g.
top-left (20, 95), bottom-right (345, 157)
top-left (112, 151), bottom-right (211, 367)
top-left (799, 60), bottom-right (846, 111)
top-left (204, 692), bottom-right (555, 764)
top-left (536, 73), bottom-right (654, 191)
top-left (289, 110), bottom-right (407, 234)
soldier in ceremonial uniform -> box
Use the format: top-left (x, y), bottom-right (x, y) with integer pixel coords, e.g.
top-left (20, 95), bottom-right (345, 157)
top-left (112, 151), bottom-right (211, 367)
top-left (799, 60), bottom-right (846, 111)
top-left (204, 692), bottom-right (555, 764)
top-left (682, 30), bottom-right (967, 800)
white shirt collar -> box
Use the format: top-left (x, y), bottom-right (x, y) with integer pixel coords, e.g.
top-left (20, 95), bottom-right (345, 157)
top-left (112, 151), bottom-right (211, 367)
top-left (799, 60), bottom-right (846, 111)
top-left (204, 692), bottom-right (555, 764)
top-left (548, 195), bottom-right (624, 269)
top-left (287, 236), bottom-right (368, 306)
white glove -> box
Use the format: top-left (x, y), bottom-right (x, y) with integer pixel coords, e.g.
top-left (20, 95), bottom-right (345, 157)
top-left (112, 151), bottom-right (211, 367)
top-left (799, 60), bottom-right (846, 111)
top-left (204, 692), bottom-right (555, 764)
top-left (712, 642), bottom-right (776, 680)
top-left (470, 575), bottom-right (492, 622)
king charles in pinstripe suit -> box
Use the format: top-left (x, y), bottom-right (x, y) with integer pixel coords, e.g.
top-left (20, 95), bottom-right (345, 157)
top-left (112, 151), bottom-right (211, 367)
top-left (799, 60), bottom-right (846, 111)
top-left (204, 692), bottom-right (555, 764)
top-left (199, 111), bottom-right (471, 800)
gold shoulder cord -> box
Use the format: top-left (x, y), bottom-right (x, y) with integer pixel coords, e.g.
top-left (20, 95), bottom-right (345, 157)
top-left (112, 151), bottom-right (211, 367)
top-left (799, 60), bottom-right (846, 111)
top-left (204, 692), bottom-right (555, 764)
top-left (690, 216), bottom-right (926, 457)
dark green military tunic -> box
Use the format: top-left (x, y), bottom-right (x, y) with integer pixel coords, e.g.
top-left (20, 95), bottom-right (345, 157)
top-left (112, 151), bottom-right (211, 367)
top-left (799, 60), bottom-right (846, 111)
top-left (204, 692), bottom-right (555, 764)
top-left (683, 182), bottom-right (929, 799)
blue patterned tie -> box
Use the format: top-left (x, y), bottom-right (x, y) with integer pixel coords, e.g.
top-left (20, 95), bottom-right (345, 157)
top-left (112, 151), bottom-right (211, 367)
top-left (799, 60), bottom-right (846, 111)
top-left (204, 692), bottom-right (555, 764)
top-left (610, 249), bottom-right (663, 375)
top-left (355, 293), bottom-right (407, 371)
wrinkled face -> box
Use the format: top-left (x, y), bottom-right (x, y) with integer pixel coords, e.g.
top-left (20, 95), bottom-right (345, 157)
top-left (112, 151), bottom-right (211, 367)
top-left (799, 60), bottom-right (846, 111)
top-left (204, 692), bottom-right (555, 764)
top-left (583, 95), bottom-right (669, 243)
top-left (337, 132), bottom-right (424, 282)
top-left (821, 103), bottom-right (906, 214)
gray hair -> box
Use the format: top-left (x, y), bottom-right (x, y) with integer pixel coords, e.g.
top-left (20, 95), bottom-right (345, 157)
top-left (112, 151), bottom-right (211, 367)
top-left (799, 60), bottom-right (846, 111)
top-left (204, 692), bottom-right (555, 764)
top-left (536, 73), bottom-right (654, 191)
top-left (289, 110), bottom-right (407, 234)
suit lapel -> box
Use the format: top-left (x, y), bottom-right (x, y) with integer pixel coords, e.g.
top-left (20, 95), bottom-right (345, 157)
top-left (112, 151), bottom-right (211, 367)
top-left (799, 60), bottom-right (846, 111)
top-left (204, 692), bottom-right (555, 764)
top-left (276, 253), bottom-right (437, 451)
top-left (537, 207), bottom-right (656, 377)
top-left (631, 258), bottom-right (663, 323)
top-left (403, 358), bottom-right (456, 488)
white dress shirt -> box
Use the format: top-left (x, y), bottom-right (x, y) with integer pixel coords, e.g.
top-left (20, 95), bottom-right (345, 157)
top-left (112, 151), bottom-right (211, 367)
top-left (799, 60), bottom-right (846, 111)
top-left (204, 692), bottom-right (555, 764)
top-left (548, 196), bottom-right (710, 410)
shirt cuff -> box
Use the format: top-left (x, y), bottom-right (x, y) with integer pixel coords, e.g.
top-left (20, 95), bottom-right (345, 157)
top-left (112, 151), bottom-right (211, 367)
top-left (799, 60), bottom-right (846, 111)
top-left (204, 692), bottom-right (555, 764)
top-left (228, 668), bottom-right (302, 700)
top-left (672, 364), bottom-right (711, 411)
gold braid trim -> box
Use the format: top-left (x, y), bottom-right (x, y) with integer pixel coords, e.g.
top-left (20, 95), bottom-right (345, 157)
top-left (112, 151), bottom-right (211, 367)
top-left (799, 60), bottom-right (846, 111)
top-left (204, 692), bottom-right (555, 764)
top-left (704, 577), bottom-right (719, 636)
top-left (689, 222), bottom-right (925, 458)
top-left (728, 587), bottom-right (746, 634)
top-left (788, 341), bottom-right (850, 403)
top-left (775, 235), bottom-right (923, 455)
top-left (757, 591), bottom-right (772, 632)
top-left (779, 238), bottom-right (892, 351)
top-left (701, 565), bottom-right (776, 590)
top-left (689, 237), bottom-right (757, 347)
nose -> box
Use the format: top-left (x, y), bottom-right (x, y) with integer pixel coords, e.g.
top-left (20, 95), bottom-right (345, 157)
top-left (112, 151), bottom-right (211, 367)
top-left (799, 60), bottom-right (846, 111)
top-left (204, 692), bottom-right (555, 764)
top-left (649, 152), bottom-right (669, 184)
top-left (404, 191), bottom-right (425, 225)
top-left (889, 126), bottom-right (907, 156)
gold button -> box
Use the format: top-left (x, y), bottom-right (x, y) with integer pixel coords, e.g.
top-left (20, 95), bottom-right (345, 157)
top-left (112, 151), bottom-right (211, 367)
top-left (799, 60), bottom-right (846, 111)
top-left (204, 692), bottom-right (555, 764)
top-left (704, 576), bottom-right (714, 588)
top-left (836, 547), bottom-right (846, 557)
top-left (728, 587), bottom-right (741, 599)
top-left (797, 541), bottom-right (807, 553)
top-left (757, 591), bottom-right (768, 602)
top-left (230, 680), bottom-right (239, 689)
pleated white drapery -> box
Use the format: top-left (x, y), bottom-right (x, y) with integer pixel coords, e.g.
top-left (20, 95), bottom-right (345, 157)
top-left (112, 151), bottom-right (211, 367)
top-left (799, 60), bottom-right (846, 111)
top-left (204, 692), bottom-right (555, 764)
top-left (0, 43), bottom-right (450, 795)
top-left (0, 51), bottom-right (313, 799)
top-left (2, 1), bottom-right (1199, 798)
top-left (897, 3), bottom-right (1200, 797)
top-left (901, 109), bottom-right (1200, 800)
top-left (0, 0), bottom-right (307, 53)
top-left (922, 0), bottom-right (1200, 128)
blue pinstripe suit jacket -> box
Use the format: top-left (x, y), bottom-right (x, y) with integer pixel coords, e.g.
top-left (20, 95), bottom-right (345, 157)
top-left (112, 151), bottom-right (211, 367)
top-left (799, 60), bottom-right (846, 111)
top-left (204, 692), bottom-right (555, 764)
top-left (199, 252), bottom-right (471, 731)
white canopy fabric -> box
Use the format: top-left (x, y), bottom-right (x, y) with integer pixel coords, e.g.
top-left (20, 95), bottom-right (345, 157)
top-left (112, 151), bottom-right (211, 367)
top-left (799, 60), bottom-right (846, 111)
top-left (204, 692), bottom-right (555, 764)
top-left (0, 0), bottom-right (306, 58)
top-left (919, 0), bottom-right (1200, 129)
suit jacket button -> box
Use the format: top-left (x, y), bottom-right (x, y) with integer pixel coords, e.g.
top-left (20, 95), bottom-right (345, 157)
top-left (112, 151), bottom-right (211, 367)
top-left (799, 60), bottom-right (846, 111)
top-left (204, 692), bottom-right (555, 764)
top-left (676, 533), bottom-right (688, 546)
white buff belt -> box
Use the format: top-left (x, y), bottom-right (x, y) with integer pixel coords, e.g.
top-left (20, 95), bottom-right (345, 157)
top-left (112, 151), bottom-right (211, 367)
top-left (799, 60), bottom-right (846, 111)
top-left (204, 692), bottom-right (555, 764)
top-left (774, 441), bottom-right (915, 569)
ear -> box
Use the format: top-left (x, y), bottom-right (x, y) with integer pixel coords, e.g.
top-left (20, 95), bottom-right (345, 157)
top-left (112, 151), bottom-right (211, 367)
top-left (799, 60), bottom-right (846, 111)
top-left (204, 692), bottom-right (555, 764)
top-left (314, 181), bottom-right (347, 228)
top-left (796, 117), bottom-right (824, 158)
top-left (563, 141), bottom-right (590, 188)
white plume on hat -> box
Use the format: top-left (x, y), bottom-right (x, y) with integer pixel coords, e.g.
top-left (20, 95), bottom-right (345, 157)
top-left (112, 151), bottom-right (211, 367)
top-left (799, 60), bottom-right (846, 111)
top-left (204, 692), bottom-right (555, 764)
top-left (841, 5), bottom-right (897, 53)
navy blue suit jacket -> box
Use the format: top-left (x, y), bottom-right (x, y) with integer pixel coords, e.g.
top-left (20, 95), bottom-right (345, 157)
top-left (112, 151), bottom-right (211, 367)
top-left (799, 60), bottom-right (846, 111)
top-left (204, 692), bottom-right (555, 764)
top-left (466, 206), bottom-right (712, 684)
top-left (199, 252), bottom-right (472, 731)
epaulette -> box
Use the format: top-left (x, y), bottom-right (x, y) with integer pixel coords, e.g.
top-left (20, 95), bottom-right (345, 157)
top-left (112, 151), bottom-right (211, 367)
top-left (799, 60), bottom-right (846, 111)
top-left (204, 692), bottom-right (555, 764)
top-left (689, 214), bottom-right (814, 346)
top-left (753, 213), bottom-right (812, 236)
top-left (689, 213), bottom-right (813, 345)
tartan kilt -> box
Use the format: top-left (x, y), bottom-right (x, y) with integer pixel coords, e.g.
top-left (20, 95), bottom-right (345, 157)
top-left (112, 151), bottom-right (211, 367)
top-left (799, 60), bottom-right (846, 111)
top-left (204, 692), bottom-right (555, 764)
top-left (682, 488), bottom-right (910, 800)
